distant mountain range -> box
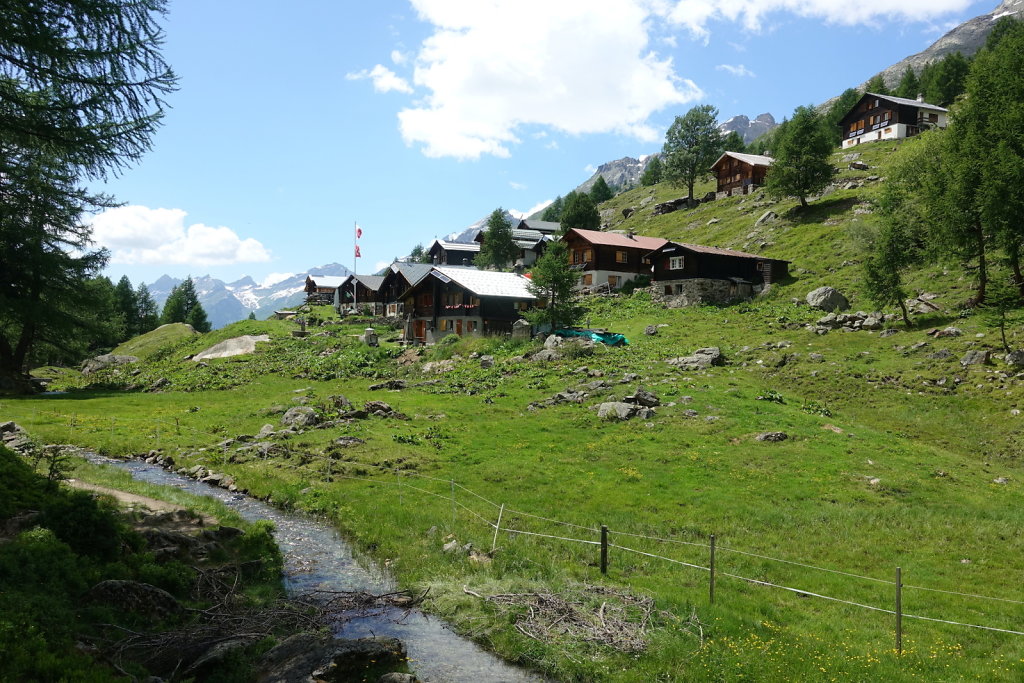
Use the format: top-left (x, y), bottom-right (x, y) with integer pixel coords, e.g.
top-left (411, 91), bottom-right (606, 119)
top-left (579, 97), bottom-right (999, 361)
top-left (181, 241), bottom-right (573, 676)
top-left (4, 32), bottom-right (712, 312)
top-left (148, 263), bottom-right (352, 329)
top-left (718, 113), bottom-right (778, 144)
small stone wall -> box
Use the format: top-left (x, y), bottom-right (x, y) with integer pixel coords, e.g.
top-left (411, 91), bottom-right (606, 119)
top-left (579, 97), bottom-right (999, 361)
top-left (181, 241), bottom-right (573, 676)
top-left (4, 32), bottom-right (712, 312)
top-left (651, 279), bottom-right (755, 308)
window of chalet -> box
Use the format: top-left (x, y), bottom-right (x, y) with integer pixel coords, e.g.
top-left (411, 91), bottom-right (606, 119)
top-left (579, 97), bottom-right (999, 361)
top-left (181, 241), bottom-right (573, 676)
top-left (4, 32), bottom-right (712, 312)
top-left (669, 256), bottom-right (685, 270)
top-left (417, 292), bottom-right (433, 307)
top-left (756, 261), bottom-right (765, 271)
top-left (615, 250), bottom-right (628, 264)
top-left (664, 285), bottom-right (672, 295)
top-left (582, 273), bottom-right (593, 286)
top-left (583, 248), bottom-right (593, 262)
top-left (572, 249), bottom-right (581, 264)
top-left (467, 320), bottom-right (478, 332)
top-left (440, 319), bottom-right (451, 331)
top-left (516, 301), bottom-right (530, 311)
top-left (608, 275), bottom-right (621, 288)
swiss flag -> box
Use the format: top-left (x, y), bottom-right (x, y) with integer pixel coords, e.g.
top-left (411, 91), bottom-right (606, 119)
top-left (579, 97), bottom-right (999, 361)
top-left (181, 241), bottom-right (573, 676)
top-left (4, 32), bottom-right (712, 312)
top-left (355, 245), bottom-right (361, 258)
top-left (356, 223), bottom-right (363, 239)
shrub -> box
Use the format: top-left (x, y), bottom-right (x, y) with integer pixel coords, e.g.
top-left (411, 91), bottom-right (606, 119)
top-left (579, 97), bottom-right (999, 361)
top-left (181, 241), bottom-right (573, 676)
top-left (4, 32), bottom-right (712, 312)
top-left (40, 490), bottom-right (125, 561)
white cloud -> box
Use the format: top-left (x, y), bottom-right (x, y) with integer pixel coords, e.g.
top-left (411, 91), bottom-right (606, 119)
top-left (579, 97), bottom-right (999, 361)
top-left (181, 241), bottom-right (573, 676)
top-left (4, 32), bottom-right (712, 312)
top-left (345, 64), bottom-right (413, 94)
top-left (545, 140), bottom-right (559, 150)
top-left (260, 272), bottom-right (294, 288)
top-left (390, 49), bottom-right (409, 65)
top-left (509, 181), bottom-right (527, 190)
top-left (662, 0), bottom-right (974, 38)
top-left (397, 0), bottom-right (702, 159)
top-left (583, 164), bottom-right (597, 175)
top-left (90, 206), bottom-right (272, 266)
top-left (716, 63), bottom-right (756, 78)
top-left (374, 259), bottom-right (392, 272)
top-left (510, 199), bottom-right (553, 219)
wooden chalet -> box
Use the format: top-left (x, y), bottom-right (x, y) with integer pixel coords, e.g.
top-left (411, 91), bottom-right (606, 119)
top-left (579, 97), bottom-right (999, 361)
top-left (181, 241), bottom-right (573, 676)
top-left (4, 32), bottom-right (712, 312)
top-left (561, 228), bottom-right (667, 292)
top-left (377, 262), bottom-right (434, 317)
top-left (400, 267), bottom-right (535, 344)
top-left (304, 275), bottom-right (348, 305)
top-left (838, 92), bottom-right (947, 149)
top-left (337, 274), bottom-right (385, 314)
top-left (474, 226), bottom-right (552, 269)
top-left (646, 241), bottom-right (789, 292)
top-left (710, 151), bottom-right (773, 195)
top-left (427, 239), bottom-right (480, 266)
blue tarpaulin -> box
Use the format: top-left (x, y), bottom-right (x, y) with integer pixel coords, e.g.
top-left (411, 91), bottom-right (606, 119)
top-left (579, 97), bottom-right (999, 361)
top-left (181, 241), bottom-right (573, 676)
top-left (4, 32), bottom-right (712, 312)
top-left (554, 328), bottom-right (629, 346)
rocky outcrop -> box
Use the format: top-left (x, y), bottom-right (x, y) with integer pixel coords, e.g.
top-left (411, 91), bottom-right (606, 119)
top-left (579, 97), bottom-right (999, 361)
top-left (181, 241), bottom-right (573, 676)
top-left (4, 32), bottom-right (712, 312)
top-left (193, 335), bottom-right (270, 361)
top-left (806, 286), bottom-right (850, 312)
top-left (666, 347), bottom-right (724, 371)
top-left (81, 354), bottom-right (138, 375)
top-left (88, 580), bottom-right (182, 619)
top-left (254, 633), bottom-right (408, 683)
top-left (718, 113), bottom-right (778, 144)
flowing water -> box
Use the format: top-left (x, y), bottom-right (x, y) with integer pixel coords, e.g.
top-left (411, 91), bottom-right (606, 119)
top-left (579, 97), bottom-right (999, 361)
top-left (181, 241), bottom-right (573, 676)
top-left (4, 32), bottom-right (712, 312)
top-left (85, 455), bottom-right (541, 682)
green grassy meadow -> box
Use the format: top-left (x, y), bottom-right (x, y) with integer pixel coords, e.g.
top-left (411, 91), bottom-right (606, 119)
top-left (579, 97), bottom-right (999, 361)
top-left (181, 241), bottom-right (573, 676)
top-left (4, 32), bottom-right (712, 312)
top-left (4, 140), bottom-right (1024, 681)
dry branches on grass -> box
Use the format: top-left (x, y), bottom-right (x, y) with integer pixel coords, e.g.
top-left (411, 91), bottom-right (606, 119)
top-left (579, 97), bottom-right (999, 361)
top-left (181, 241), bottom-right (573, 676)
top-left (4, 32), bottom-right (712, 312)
top-left (464, 584), bottom-right (666, 653)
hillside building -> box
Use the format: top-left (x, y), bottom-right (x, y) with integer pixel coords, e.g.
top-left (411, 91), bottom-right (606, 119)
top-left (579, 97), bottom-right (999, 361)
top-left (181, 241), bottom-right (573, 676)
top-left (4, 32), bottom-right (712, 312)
top-left (561, 228), bottom-right (667, 292)
top-left (645, 241), bottom-right (790, 306)
top-left (427, 239), bottom-right (480, 266)
top-left (710, 151), bottom-right (773, 196)
top-left (837, 93), bottom-right (947, 149)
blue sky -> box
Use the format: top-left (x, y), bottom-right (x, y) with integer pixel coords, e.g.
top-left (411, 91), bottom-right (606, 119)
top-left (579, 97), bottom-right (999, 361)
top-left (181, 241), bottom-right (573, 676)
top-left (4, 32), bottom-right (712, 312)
top-left (89, 0), bottom-right (994, 287)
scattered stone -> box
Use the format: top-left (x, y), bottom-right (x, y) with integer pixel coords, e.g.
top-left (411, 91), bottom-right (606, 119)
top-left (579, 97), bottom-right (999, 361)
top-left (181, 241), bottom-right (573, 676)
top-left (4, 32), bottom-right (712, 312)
top-left (281, 406), bottom-right (318, 427)
top-left (333, 436), bottom-right (365, 447)
top-left (532, 349), bottom-right (561, 363)
top-left (993, 477), bottom-right (1009, 485)
top-left (421, 360), bottom-right (456, 374)
top-left (624, 388), bottom-right (660, 407)
top-left (849, 160), bottom-right (870, 170)
top-left (755, 210), bottom-right (778, 226)
top-left (960, 350), bottom-right (991, 366)
top-left (806, 286), bottom-right (850, 311)
top-left (257, 424), bottom-right (276, 439)
top-left (927, 349), bottom-right (954, 361)
top-left (1005, 350), bottom-right (1024, 368)
top-left (808, 353), bottom-right (824, 362)
top-left (880, 328), bottom-right (899, 338)
top-left (363, 401), bottom-right (402, 418)
top-left (929, 326), bottom-right (962, 338)
top-left (644, 325), bottom-right (658, 336)
top-left (254, 633), bottom-right (406, 683)
top-left (755, 432), bottom-right (788, 442)
top-left (369, 379), bottom-right (407, 391)
top-left (666, 347), bottom-right (723, 371)
top-left (479, 355), bottom-right (495, 369)
top-left (596, 402), bottom-right (653, 421)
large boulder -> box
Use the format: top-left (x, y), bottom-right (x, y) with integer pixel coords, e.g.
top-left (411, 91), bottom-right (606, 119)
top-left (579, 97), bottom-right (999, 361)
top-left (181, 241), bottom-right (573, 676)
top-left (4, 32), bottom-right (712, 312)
top-left (806, 286), bottom-right (850, 312)
top-left (81, 353), bottom-right (138, 375)
top-left (960, 350), bottom-right (991, 366)
top-left (281, 406), bottom-right (318, 427)
top-left (254, 633), bottom-right (407, 683)
top-left (666, 347), bottom-right (723, 371)
top-left (532, 349), bottom-right (561, 362)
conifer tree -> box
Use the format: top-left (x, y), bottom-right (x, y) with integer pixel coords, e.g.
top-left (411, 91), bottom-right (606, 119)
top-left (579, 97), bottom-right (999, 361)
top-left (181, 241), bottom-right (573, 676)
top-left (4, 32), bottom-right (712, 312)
top-left (722, 131), bottom-right (745, 153)
top-left (559, 191), bottom-right (600, 232)
top-left (589, 176), bottom-right (614, 203)
top-left (894, 66), bottom-right (921, 99)
top-left (526, 242), bottom-right (582, 331)
top-left (475, 209), bottom-right (519, 270)
top-left (541, 196), bottom-right (564, 222)
top-left (865, 74), bottom-right (889, 95)
top-left (161, 277), bottom-right (210, 331)
top-left (135, 283), bottom-right (159, 334)
top-left (113, 275), bottom-right (138, 338)
top-left (640, 156), bottom-right (663, 186)
top-left (825, 88), bottom-right (863, 146)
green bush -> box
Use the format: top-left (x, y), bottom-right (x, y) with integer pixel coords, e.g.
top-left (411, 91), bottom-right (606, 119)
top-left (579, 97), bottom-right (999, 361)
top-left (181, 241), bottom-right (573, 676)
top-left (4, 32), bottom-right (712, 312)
top-left (40, 490), bottom-right (125, 561)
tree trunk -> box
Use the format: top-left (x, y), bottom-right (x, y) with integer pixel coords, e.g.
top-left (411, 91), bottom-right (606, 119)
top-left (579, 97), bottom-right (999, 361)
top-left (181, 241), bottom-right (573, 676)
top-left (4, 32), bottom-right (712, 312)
top-left (973, 222), bottom-right (988, 306)
top-left (1010, 248), bottom-right (1024, 300)
top-left (799, 196), bottom-right (808, 208)
top-left (898, 299), bottom-right (912, 328)
top-left (687, 181), bottom-right (695, 201)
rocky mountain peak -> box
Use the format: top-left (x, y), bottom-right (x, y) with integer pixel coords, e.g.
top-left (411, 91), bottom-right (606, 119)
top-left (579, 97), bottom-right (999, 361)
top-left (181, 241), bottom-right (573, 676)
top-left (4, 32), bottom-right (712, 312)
top-left (718, 113), bottom-right (778, 144)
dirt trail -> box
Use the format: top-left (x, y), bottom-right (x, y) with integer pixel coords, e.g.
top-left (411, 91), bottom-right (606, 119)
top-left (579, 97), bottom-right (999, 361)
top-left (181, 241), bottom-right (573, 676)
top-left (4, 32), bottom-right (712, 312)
top-left (66, 479), bottom-right (218, 526)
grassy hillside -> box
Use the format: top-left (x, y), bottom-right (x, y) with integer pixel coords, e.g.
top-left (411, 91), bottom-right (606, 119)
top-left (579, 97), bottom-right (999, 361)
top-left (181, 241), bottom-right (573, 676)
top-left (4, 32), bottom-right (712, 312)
top-left (111, 322), bottom-right (199, 359)
top-left (3, 140), bottom-right (1023, 681)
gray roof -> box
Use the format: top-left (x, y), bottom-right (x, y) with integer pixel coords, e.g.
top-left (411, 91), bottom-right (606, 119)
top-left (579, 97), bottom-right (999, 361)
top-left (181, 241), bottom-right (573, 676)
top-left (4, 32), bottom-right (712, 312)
top-left (430, 239), bottom-right (480, 252)
top-left (307, 275), bottom-right (348, 288)
top-left (432, 266), bottom-right (535, 299)
top-left (865, 92), bottom-right (947, 112)
top-left (711, 151), bottom-right (774, 169)
top-left (353, 274), bottom-right (384, 290)
top-left (522, 219), bottom-right (561, 234)
top-left (390, 262), bottom-right (434, 286)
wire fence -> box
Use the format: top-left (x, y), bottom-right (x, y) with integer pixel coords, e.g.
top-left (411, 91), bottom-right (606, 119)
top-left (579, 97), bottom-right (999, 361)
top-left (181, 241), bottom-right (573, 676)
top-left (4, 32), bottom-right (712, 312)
top-left (4, 404), bottom-right (1024, 652)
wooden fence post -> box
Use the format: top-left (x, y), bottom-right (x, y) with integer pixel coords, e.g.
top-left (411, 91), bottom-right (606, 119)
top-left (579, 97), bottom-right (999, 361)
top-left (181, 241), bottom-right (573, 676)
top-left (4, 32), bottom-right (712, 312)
top-left (896, 566), bottom-right (903, 655)
top-left (600, 525), bottom-right (609, 574)
top-left (491, 503), bottom-right (504, 553)
top-left (710, 534), bottom-right (716, 605)
top-left (450, 479), bottom-right (456, 531)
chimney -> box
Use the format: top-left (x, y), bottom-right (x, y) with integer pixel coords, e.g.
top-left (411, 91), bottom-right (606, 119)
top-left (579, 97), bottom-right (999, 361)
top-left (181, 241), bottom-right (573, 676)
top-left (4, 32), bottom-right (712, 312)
top-left (916, 93), bottom-right (924, 103)
top-left (626, 229), bottom-right (635, 239)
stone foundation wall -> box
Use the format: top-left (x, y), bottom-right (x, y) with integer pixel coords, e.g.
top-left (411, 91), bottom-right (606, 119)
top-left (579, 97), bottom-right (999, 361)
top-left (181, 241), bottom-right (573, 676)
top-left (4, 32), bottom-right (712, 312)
top-left (651, 279), bottom-right (755, 308)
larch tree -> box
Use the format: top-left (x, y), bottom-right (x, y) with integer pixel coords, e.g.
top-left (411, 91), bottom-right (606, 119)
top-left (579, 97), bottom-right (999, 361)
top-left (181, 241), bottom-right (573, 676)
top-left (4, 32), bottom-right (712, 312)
top-left (662, 104), bottom-right (724, 201)
top-left (559, 191), bottom-right (600, 232)
top-left (640, 156), bottom-right (663, 186)
top-left (0, 0), bottom-right (176, 389)
top-left (589, 176), bottom-right (614, 203)
top-left (135, 283), bottom-right (160, 334)
top-left (475, 208), bottom-right (519, 271)
top-left (764, 105), bottom-right (836, 208)
top-left (894, 66), bottom-right (921, 99)
top-left (526, 242), bottom-right (582, 331)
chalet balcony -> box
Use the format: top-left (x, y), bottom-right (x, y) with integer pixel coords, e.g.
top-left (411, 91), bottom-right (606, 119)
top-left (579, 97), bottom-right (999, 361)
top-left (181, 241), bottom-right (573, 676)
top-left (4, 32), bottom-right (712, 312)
top-left (441, 304), bottom-right (480, 315)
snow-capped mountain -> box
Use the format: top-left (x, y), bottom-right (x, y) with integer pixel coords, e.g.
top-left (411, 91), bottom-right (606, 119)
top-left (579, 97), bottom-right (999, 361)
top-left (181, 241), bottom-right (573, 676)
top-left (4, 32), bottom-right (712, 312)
top-left (148, 263), bottom-right (352, 328)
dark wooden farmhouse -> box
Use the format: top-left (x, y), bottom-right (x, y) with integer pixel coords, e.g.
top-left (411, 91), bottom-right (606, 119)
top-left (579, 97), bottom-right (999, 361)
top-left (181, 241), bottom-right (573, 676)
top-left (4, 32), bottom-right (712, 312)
top-left (336, 274), bottom-right (385, 314)
top-left (427, 239), bottom-right (480, 266)
top-left (710, 151), bottom-right (773, 196)
top-left (561, 228), bottom-right (667, 292)
top-left (400, 267), bottom-right (534, 344)
top-left (474, 226), bottom-right (552, 269)
top-left (837, 92), bottom-right (947, 149)
top-left (645, 241), bottom-right (789, 305)
top-left (378, 262), bottom-right (434, 317)
top-left (304, 275), bottom-right (348, 305)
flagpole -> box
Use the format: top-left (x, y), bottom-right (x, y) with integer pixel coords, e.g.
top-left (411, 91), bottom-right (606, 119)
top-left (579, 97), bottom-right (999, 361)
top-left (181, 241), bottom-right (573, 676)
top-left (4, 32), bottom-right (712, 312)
top-left (353, 220), bottom-right (358, 310)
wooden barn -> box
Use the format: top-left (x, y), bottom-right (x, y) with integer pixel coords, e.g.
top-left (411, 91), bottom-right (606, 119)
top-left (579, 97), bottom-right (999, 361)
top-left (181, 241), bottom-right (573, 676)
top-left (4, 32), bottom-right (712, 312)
top-left (646, 241), bottom-right (789, 291)
top-left (710, 151), bottom-right (773, 196)
top-left (377, 262), bottom-right (434, 317)
top-left (304, 275), bottom-right (348, 305)
top-left (427, 239), bottom-right (480, 266)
